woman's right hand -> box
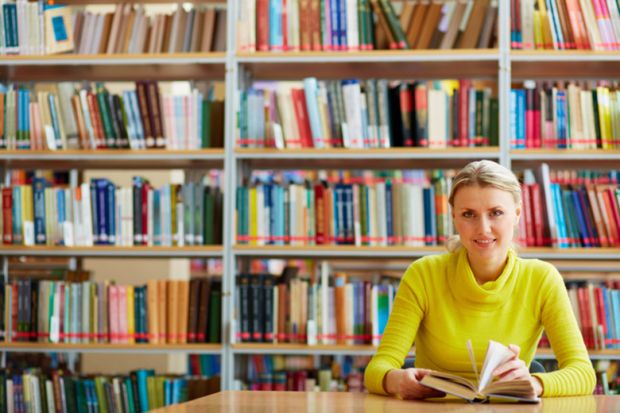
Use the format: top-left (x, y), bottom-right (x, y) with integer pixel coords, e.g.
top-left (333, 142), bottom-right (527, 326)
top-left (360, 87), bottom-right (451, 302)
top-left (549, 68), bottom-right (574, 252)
top-left (384, 368), bottom-right (446, 400)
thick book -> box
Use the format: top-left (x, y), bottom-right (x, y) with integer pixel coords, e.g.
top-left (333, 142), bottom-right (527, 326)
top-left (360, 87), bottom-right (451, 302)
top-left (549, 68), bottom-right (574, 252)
top-left (419, 340), bottom-right (539, 403)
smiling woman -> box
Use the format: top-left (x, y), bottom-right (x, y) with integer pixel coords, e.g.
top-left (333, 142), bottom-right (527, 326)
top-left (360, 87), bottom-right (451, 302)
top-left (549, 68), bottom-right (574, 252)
top-left (364, 160), bottom-right (596, 401)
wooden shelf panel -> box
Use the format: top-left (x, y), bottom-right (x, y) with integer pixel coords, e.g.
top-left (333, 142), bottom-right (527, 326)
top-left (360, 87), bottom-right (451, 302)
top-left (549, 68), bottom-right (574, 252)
top-left (0, 245), bottom-right (223, 258)
top-left (0, 149), bottom-right (225, 170)
top-left (511, 149), bottom-right (620, 169)
top-left (237, 50), bottom-right (500, 80)
top-left (233, 245), bottom-right (620, 260)
top-left (231, 344), bottom-right (620, 360)
top-left (0, 53), bottom-right (226, 81)
top-left (235, 148), bottom-right (500, 170)
top-left (511, 51), bottom-right (620, 79)
top-left (0, 342), bottom-right (222, 354)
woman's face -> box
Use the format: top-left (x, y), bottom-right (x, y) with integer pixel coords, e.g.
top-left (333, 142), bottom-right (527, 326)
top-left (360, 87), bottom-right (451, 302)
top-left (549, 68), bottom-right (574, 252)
top-left (452, 185), bottom-right (521, 264)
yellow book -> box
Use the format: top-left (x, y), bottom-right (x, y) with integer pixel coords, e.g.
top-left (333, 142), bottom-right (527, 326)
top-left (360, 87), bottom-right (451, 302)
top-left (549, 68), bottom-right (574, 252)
top-left (126, 285), bottom-right (135, 344)
top-left (597, 87), bottom-right (612, 150)
top-left (22, 185), bottom-right (34, 245)
top-left (420, 340), bottom-right (540, 403)
top-left (533, 11), bottom-right (543, 49)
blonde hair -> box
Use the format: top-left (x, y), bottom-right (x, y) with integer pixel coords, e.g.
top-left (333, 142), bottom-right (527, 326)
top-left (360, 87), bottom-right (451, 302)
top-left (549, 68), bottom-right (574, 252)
top-left (446, 160), bottom-right (522, 252)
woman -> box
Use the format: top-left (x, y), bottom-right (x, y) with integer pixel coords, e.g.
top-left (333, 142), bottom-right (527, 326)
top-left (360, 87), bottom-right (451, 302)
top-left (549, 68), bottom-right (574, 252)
top-left (364, 160), bottom-right (595, 399)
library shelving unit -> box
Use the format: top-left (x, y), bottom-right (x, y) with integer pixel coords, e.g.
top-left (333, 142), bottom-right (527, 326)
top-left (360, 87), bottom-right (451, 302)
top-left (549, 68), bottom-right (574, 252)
top-left (3, 0), bottom-right (620, 395)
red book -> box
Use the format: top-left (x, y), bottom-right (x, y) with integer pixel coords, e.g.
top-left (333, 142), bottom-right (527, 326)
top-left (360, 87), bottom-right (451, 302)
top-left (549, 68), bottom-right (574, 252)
top-left (458, 79), bottom-right (470, 147)
top-left (525, 88), bottom-right (535, 148)
top-left (256, 0), bottom-right (269, 51)
top-left (594, 287), bottom-right (607, 339)
top-left (533, 86), bottom-right (541, 147)
top-left (521, 183), bottom-right (535, 246)
top-left (529, 183), bottom-right (545, 246)
top-left (291, 88), bottom-right (314, 148)
top-left (2, 187), bottom-right (12, 244)
top-left (577, 287), bottom-right (592, 348)
top-left (87, 92), bottom-right (106, 149)
top-left (604, 188), bottom-right (620, 246)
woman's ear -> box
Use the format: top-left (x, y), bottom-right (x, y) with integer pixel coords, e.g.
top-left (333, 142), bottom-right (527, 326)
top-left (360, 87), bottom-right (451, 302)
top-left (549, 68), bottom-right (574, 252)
top-left (515, 202), bottom-right (522, 225)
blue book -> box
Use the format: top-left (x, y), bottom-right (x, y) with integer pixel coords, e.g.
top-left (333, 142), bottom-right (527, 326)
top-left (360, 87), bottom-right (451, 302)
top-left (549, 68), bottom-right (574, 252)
top-left (57, 188), bottom-right (66, 245)
top-left (164, 379), bottom-right (171, 406)
top-left (264, 184), bottom-right (273, 244)
top-left (385, 181), bottom-right (393, 245)
top-left (613, 291), bottom-right (620, 349)
top-left (269, 0), bottom-right (283, 50)
top-left (129, 91), bottom-right (145, 146)
top-left (107, 181), bottom-right (116, 245)
top-left (550, 183), bottom-right (568, 248)
top-left (338, 0), bottom-right (347, 50)
top-left (303, 78), bottom-right (323, 148)
top-left (577, 188), bottom-right (598, 247)
top-left (121, 91), bottom-right (137, 144)
top-left (570, 189), bottom-right (589, 247)
top-left (153, 190), bottom-right (161, 246)
top-left (135, 369), bottom-right (154, 412)
top-left (94, 179), bottom-right (108, 244)
top-left (335, 184), bottom-right (344, 244)
top-left (124, 377), bottom-right (136, 413)
top-left (556, 90), bottom-right (567, 148)
top-left (516, 89), bottom-right (526, 149)
top-left (12, 186), bottom-right (22, 244)
top-left (344, 184), bottom-right (354, 243)
top-left (330, 0), bottom-right (339, 49)
top-left (601, 287), bottom-right (612, 346)
top-left (423, 186), bottom-right (436, 246)
top-left (510, 90), bottom-right (519, 148)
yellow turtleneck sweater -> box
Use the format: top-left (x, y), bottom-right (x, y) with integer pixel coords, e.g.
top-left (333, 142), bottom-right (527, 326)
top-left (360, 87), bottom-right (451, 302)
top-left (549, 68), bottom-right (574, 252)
top-left (364, 248), bottom-right (596, 397)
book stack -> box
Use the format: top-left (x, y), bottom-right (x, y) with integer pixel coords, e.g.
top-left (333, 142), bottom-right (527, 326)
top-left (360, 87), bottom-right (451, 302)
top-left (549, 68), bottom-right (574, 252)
top-left (74, 3), bottom-right (227, 55)
top-left (0, 2), bottom-right (227, 55)
top-left (0, 81), bottom-right (225, 150)
top-left (564, 281), bottom-right (620, 350)
top-left (235, 266), bottom-right (399, 345)
top-left (519, 165), bottom-right (620, 249)
top-left (0, 277), bottom-right (222, 344)
top-left (511, 81), bottom-right (620, 150)
top-left (238, 0), bottom-right (498, 51)
top-left (511, 0), bottom-right (620, 50)
top-left (0, 367), bottom-right (220, 412)
top-left (1, 174), bottom-right (223, 247)
top-left (238, 78), bottom-right (498, 149)
top-left (236, 169), bottom-right (454, 247)
top-left (237, 354), bottom-right (368, 392)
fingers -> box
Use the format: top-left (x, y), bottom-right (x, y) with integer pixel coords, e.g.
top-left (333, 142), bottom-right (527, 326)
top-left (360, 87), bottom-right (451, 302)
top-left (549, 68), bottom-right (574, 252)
top-left (494, 359), bottom-right (529, 382)
top-left (508, 344), bottom-right (521, 358)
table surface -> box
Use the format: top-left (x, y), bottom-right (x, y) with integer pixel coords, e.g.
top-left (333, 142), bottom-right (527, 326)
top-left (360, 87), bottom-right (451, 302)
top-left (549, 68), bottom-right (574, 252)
top-left (150, 391), bottom-right (620, 413)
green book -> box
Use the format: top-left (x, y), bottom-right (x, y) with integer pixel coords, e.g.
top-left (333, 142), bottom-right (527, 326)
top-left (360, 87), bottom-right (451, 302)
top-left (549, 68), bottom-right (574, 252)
top-left (146, 376), bottom-right (157, 410)
top-left (94, 377), bottom-right (109, 413)
top-left (208, 280), bottom-right (222, 343)
top-left (95, 85), bottom-right (116, 147)
top-left (378, 0), bottom-right (409, 49)
top-left (204, 187), bottom-right (215, 245)
top-left (489, 97), bottom-right (499, 147)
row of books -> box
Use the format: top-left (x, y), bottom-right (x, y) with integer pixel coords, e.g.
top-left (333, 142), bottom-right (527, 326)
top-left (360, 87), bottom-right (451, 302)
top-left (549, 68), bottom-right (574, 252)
top-left (187, 355), bottom-right (221, 378)
top-left (238, 354), bottom-right (368, 392)
top-left (0, 277), bottom-right (222, 344)
top-left (74, 4), bottom-right (227, 55)
top-left (239, 0), bottom-right (497, 51)
top-left (238, 78), bottom-right (498, 149)
top-left (511, 0), bottom-right (620, 50)
top-left (510, 82), bottom-right (620, 149)
top-left (530, 165), bottom-right (620, 248)
top-left (0, 368), bottom-right (219, 413)
top-left (0, 2), bottom-right (73, 55)
top-left (565, 281), bottom-right (620, 350)
top-left (1, 177), bottom-right (223, 247)
top-left (0, 82), bottom-right (225, 150)
top-left (235, 266), bottom-right (399, 345)
top-left (235, 170), bottom-right (454, 247)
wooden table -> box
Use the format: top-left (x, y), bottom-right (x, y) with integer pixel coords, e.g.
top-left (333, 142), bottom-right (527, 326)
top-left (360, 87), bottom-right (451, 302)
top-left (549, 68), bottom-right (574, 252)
top-left (150, 391), bottom-right (619, 412)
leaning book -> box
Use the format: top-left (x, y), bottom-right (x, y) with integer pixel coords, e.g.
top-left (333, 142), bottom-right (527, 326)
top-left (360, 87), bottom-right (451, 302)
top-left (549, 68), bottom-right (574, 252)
top-left (419, 340), bottom-right (540, 403)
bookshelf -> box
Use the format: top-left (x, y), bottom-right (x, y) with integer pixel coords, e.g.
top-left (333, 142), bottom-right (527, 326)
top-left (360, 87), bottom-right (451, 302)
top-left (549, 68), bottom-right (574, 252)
top-left (1, 0), bottom-right (620, 401)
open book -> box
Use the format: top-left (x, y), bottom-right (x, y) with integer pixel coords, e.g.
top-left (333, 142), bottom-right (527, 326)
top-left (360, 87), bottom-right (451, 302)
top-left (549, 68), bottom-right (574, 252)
top-left (419, 340), bottom-right (540, 403)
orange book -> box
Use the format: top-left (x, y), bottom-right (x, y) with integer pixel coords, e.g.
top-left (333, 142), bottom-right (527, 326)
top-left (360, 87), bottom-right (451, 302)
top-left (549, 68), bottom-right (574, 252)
top-left (178, 280), bottom-right (189, 344)
top-left (200, 9), bottom-right (217, 52)
top-left (168, 280), bottom-right (179, 344)
top-left (157, 279), bottom-right (168, 343)
top-left (456, 0), bottom-right (489, 49)
top-left (146, 280), bottom-right (159, 343)
top-left (406, 0), bottom-right (429, 49)
top-left (98, 13), bottom-right (114, 54)
top-left (414, 1), bottom-right (442, 49)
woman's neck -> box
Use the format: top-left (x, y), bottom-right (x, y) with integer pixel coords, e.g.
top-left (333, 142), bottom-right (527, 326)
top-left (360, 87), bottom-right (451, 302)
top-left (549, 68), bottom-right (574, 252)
top-left (467, 252), bottom-right (508, 284)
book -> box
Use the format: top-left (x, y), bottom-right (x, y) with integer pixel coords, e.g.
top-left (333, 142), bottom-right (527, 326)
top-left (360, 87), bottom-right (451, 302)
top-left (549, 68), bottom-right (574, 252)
top-left (419, 340), bottom-right (539, 403)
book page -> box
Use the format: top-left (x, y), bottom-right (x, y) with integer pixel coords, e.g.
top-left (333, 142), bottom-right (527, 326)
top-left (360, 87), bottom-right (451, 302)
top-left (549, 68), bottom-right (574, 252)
top-left (477, 340), bottom-right (515, 392)
top-left (466, 339), bottom-right (480, 387)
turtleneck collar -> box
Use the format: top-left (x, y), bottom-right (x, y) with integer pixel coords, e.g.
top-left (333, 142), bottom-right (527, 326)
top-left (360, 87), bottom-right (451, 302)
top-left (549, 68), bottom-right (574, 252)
top-left (448, 247), bottom-right (519, 310)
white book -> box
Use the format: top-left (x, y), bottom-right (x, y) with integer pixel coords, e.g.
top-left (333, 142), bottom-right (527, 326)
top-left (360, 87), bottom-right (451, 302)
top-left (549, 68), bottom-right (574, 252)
top-left (80, 182), bottom-right (94, 246)
top-left (346, 0), bottom-right (358, 50)
top-left (7, 379), bottom-right (14, 413)
top-left (342, 81), bottom-right (364, 148)
top-left (520, 0), bottom-right (534, 49)
top-left (428, 87), bottom-right (448, 148)
top-left (147, 187), bottom-right (154, 246)
top-left (376, 182), bottom-right (387, 246)
top-left (45, 380), bottom-right (55, 413)
top-left (89, 13), bottom-right (105, 54)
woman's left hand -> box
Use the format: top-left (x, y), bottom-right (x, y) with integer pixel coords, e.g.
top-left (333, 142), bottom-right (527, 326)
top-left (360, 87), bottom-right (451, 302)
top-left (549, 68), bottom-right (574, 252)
top-left (492, 344), bottom-right (543, 397)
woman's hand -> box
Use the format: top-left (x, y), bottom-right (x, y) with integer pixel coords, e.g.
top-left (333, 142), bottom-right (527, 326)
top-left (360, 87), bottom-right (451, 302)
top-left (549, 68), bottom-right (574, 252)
top-left (493, 344), bottom-right (543, 397)
top-left (384, 368), bottom-right (446, 400)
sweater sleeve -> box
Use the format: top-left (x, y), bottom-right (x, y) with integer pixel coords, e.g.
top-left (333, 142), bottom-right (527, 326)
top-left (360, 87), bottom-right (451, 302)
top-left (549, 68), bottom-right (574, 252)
top-left (531, 266), bottom-right (596, 396)
top-left (363, 261), bottom-right (428, 395)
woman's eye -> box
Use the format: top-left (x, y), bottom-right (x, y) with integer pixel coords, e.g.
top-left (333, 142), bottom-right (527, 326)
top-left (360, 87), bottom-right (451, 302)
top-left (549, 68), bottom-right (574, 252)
top-left (462, 212), bottom-right (473, 218)
top-left (492, 210), bottom-right (504, 217)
